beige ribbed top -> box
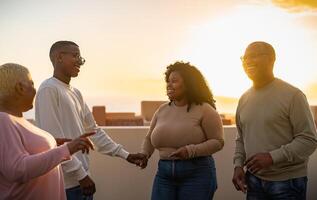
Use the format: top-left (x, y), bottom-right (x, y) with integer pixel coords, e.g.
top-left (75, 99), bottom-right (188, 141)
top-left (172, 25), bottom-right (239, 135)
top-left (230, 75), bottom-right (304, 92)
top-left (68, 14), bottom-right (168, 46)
top-left (142, 102), bottom-right (224, 160)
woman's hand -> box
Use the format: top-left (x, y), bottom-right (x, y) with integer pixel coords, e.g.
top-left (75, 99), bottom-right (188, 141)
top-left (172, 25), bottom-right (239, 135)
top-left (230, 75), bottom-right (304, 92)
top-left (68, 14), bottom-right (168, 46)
top-left (169, 146), bottom-right (189, 160)
top-left (55, 138), bottom-right (72, 146)
top-left (67, 132), bottom-right (96, 155)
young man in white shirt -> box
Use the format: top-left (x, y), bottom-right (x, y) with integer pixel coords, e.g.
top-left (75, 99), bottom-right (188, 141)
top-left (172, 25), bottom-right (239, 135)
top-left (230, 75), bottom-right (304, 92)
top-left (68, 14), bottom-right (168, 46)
top-left (35, 41), bottom-right (146, 200)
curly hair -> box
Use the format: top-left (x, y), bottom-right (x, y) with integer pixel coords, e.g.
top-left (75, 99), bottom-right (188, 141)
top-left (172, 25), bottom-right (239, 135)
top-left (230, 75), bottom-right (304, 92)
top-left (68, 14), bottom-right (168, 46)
top-left (164, 61), bottom-right (216, 111)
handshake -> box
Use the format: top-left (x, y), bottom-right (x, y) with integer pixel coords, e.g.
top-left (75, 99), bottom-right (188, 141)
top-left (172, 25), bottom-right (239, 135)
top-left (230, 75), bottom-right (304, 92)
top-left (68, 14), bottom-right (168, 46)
top-left (126, 153), bottom-right (148, 169)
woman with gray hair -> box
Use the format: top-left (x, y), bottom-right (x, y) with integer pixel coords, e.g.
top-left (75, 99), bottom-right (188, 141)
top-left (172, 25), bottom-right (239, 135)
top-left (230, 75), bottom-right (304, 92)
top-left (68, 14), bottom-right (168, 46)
top-left (0, 63), bottom-right (95, 200)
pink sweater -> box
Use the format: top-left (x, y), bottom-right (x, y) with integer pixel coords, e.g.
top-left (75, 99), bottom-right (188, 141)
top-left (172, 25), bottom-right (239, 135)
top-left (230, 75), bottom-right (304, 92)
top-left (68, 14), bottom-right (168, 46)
top-left (0, 112), bottom-right (70, 200)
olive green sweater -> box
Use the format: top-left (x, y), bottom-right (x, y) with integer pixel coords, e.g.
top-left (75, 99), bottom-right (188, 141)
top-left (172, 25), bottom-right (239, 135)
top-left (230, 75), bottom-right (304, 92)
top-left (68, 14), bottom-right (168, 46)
top-left (234, 78), bottom-right (317, 181)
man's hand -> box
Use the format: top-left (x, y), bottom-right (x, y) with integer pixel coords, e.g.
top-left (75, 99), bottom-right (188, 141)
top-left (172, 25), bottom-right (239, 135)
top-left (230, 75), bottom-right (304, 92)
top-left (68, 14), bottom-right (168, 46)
top-left (245, 153), bottom-right (273, 174)
top-left (79, 175), bottom-right (96, 196)
top-left (126, 153), bottom-right (148, 169)
top-left (232, 166), bottom-right (247, 193)
top-left (169, 147), bottom-right (189, 160)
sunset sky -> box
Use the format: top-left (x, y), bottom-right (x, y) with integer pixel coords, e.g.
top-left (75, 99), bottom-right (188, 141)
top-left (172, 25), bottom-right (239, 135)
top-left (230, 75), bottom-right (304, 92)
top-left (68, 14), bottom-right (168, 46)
top-left (1, 0), bottom-right (317, 117)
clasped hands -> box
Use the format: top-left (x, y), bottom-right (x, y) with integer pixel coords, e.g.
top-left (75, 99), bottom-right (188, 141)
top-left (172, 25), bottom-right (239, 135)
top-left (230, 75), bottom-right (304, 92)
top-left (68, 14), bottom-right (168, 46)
top-left (127, 153), bottom-right (148, 169)
top-left (127, 146), bottom-right (189, 169)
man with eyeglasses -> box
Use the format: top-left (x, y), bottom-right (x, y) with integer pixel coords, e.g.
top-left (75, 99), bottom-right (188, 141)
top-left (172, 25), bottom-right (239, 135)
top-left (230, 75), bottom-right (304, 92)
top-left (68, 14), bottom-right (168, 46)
top-left (35, 41), bottom-right (146, 200)
top-left (232, 41), bottom-right (317, 199)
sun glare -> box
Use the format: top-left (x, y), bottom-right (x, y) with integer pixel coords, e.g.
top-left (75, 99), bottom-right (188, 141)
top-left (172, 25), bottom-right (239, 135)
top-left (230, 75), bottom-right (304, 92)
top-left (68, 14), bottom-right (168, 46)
top-left (179, 5), bottom-right (316, 98)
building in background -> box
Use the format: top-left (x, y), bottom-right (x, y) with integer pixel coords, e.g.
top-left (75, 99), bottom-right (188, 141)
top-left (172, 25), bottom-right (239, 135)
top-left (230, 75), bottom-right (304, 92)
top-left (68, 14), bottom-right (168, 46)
top-left (92, 106), bottom-right (144, 126)
top-left (92, 100), bottom-right (235, 126)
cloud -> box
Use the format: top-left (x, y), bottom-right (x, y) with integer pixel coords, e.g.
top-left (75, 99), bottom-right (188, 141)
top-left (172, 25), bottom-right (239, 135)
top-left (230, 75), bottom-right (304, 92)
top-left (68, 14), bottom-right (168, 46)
top-left (271, 0), bottom-right (317, 12)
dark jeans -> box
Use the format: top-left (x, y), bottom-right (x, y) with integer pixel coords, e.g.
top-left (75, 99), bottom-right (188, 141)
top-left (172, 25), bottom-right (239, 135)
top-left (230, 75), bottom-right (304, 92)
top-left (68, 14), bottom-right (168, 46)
top-left (66, 185), bottom-right (93, 200)
top-left (246, 171), bottom-right (307, 200)
top-left (151, 156), bottom-right (217, 200)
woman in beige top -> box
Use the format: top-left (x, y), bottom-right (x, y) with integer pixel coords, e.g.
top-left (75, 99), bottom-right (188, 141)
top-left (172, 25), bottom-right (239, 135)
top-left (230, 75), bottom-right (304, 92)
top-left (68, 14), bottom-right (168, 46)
top-left (140, 61), bottom-right (224, 200)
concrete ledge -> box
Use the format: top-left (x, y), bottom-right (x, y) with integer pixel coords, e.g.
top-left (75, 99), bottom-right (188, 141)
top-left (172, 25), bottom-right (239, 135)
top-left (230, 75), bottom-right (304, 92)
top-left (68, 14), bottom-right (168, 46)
top-left (89, 126), bottom-right (317, 200)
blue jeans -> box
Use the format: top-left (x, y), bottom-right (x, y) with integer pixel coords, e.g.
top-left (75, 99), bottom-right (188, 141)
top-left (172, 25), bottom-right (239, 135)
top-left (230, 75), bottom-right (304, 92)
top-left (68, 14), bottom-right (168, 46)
top-left (246, 171), bottom-right (307, 200)
top-left (66, 185), bottom-right (93, 200)
top-left (151, 156), bottom-right (217, 200)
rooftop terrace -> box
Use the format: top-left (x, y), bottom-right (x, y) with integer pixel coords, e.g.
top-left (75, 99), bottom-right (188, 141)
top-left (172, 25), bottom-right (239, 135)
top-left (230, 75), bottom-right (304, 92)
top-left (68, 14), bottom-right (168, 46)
top-left (89, 126), bottom-right (317, 200)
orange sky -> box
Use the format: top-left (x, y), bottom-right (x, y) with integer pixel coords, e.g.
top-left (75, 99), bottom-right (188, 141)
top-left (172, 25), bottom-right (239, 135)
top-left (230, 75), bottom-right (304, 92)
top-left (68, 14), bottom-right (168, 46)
top-left (1, 0), bottom-right (317, 117)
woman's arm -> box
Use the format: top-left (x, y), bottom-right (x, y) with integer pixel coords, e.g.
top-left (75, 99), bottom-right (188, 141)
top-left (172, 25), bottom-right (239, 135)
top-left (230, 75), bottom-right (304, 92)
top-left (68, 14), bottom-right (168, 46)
top-left (186, 105), bottom-right (224, 158)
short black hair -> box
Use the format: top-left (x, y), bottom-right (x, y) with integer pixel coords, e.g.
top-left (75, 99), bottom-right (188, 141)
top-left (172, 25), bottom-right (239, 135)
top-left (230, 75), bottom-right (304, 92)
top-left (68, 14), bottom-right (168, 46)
top-left (165, 61), bottom-right (216, 111)
top-left (49, 41), bottom-right (79, 62)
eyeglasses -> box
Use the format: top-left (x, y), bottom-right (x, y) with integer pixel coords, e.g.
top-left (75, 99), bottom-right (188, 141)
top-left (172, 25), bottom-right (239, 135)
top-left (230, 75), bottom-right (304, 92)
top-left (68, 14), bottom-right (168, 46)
top-left (60, 51), bottom-right (86, 65)
top-left (240, 53), bottom-right (269, 62)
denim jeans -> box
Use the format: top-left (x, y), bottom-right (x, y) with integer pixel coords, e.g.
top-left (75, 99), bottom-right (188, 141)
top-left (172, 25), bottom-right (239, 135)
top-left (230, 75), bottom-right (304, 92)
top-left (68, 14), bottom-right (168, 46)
top-left (66, 185), bottom-right (93, 200)
top-left (151, 156), bottom-right (217, 200)
top-left (246, 171), bottom-right (307, 200)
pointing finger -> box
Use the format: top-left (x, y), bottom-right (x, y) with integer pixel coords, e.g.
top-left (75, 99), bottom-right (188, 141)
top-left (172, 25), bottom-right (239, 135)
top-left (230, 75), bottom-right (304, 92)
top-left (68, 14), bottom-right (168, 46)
top-left (81, 132), bottom-right (96, 138)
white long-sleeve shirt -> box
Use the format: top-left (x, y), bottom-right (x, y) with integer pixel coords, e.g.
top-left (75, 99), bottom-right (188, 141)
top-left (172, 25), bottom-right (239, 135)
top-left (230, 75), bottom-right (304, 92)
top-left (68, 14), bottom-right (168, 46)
top-left (35, 77), bottom-right (129, 189)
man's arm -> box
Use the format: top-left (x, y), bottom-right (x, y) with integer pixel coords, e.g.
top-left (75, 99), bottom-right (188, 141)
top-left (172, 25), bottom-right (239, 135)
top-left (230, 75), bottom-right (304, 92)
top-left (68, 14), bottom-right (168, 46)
top-left (246, 92), bottom-right (317, 173)
top-left (82, 103), bottom-right (147, 166)
top-left (269, 91), bottom-right (317, 164)
top-left (232, 107), bottom-right (247, 193)
top-left (82, 103), bottom-right (130, 158)
top-left (233, 109), bottom-right (246, 168)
